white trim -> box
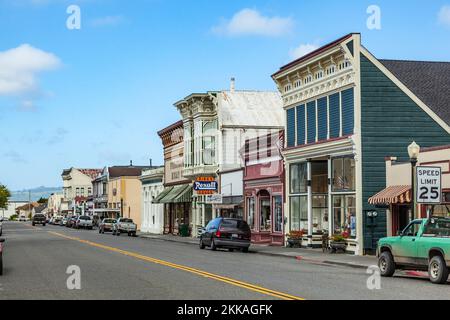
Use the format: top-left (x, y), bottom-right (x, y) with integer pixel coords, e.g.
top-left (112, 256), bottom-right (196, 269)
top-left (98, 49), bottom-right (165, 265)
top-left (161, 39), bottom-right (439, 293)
top-left (315, 100), bottom-right (318, 143)
top-left (360, 46), bottom-right (450, 135)
top-left (327, 96), bottom-right (330, 140)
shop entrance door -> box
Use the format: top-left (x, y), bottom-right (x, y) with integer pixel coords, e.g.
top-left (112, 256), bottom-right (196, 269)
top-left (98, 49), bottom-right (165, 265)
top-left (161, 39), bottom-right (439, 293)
top-left (311, 161), bottom-right (329, 233)
top-left (393, 205), bottom-right (410, 235)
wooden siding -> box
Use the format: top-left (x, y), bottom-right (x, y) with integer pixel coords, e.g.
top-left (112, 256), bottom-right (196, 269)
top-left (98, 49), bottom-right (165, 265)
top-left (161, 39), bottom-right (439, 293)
top-left (342, 88), bottom-right (355, 136)
top-left (360, 54), bottom-right (450, 252)
top-left (329, 93), bottom-right (340, 138)
top-left (317, 98), bottom-right (328, 141)
top-left (297, 104), bottom-right (306, 145)
top-left (307, 101), bottom-right (316, 144)
top-left (286, 108), bottom-right (296, 147)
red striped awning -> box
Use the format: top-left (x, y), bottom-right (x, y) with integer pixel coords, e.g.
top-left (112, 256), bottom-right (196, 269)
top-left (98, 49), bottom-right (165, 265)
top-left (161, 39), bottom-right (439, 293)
top-left (368, 185), bottom-right (412, 205)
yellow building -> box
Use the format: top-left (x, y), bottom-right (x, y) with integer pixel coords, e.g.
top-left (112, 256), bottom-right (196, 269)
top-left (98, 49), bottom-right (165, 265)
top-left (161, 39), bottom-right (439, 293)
top-left (107, 166), bottom-right (152, 230)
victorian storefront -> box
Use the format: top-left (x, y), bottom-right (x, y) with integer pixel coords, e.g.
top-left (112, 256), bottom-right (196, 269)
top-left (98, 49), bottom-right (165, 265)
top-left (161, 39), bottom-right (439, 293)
top-left (243, 131), bottom-right (285, 246)
top-left (153, 121), bottom-right (193, 236)
top-left (174, 82), bottom-right (283, 237)
top-left (273, 33), bottom-right (450, 255)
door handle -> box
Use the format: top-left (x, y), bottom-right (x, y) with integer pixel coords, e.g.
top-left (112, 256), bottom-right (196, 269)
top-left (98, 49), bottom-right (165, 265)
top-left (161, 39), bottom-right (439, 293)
top-left (412, 239), bottom-right (416, 242)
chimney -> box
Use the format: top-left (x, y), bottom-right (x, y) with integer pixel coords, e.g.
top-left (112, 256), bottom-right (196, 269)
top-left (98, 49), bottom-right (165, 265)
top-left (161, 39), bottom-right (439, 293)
top-left (149, 158), bottom-right (153, 167)
top-left (130, 160), bottom-right (133, 167)
top-left (230, 77), bottom-right (235, 93)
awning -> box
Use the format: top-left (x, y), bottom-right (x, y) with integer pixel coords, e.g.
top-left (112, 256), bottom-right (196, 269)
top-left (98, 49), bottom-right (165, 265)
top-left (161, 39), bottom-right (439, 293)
top-left (152, 186), bottom-right (174, 204)
top-left (368, 185), bottom-right (411, 205)
top-left (157, 184), bottom-right (193, 204)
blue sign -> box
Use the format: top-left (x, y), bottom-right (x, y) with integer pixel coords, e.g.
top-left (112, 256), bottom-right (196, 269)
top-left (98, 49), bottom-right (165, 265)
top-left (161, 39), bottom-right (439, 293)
top-left (194, 180), bottom-right (218, 192)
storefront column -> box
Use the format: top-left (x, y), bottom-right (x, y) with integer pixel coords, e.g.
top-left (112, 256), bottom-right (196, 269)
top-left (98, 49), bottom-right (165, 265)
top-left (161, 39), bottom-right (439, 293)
top-left (328, 158), bottom-right (333, 236)
top-left (307, 160), bottom-right (313, 247)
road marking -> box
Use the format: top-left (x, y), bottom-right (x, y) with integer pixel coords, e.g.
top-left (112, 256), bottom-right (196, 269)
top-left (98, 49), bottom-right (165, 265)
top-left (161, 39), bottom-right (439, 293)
top-left (48, 231), bottom-right (305, 300)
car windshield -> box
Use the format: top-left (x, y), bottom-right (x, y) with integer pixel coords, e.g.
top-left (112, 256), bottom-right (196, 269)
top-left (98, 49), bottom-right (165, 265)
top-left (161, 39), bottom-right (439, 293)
top-left (104, 219), bottom-right (116, 223)
top-left (423, 217), bottom-right (450, 238)
top-left (79, 216), bottom-right (91, 220)
top-left (220, 219), bottom-right (250, 232)
top-left (121, 219), bottom-right (133, 223)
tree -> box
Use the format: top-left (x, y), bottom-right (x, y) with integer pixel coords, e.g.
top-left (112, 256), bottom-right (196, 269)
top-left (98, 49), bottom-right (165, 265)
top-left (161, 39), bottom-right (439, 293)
top-left (37, 197), bottom-right (48, 204)
top-left (0, 184), bottom-right (11, 209)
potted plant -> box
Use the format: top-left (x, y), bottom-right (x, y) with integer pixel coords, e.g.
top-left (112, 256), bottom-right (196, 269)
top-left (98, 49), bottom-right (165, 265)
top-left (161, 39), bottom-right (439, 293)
top-left (330, 232), bottom-right (348, 253)
top-left (287, 230), bottom-right (304, 248)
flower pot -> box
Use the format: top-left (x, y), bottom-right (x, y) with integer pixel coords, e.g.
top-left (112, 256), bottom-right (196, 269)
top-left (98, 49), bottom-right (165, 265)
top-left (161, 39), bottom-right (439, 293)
top-left (287, 238), bottom-right (302, 248)
top-left (330, 241), bottom-right (347, 253)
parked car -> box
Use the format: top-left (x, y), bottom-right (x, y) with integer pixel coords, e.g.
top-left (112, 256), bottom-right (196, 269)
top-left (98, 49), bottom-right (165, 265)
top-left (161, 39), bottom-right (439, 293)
top-left (75, 216), bottom-right (93, 230)
top-left (53, 216), bottom-right (63, 225)
top-left (113, 218), bottom-right (137, 237)
top-left (99, 218), bottom-right (117, 234)
top-left (32, 214), bottom-right (46, 226)
top-left (66, 216), bottom-right (78, 228)
top-left (199, 218), bottom-right (251, 252)
top-left (378, 216), bottom-right (450, 284)
top-left (19, 214), bottom-right (27, 222)
top-left (60, 217), bottom-right (68, 226)
top-left (0, 238), bottom-right (4, 276)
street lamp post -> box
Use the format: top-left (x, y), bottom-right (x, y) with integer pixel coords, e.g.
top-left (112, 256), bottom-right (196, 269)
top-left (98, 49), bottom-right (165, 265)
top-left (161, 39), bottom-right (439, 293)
top-left (408, 141), bottom-right (421, 221)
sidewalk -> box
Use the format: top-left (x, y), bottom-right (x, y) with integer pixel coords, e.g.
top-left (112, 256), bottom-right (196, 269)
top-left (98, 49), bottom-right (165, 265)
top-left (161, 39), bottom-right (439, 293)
top-left (138, 232), bottom-right (377, 269)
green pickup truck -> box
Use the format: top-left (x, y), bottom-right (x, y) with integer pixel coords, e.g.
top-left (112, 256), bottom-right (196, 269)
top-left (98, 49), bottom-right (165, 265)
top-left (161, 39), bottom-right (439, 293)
top-left (377, 216), bottom-right (450, 284)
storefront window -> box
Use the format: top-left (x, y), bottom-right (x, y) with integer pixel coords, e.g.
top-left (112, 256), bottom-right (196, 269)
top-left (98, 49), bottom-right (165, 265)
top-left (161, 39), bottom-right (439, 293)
top-left (260, 198), bottom-right (271, 231)
top-left (290, 196), bottom-right (308, 231)
top-left (332, 157), bottom-right (355, 192)
top-left (311, 162), bottom-right (328, 193)
top-left (312, 195), bottom-right (328, 233)
top-left (290, 163), bottom-right (308, 194)
top-left (333, 195), bottom-right (356, 238)
top-left (273, 196), bottom-right (283, 232)
top-left (247, 197), bottom-right (255, 230)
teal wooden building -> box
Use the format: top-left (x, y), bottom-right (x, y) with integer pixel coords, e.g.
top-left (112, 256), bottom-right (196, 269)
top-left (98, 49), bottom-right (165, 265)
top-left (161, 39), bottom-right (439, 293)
top-left (272, 33), bottom-right (450, 255)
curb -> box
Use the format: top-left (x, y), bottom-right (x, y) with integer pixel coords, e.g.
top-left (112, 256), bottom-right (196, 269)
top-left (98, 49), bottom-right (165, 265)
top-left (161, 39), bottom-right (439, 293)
top-left (139, 234), bottom-right (373, 270)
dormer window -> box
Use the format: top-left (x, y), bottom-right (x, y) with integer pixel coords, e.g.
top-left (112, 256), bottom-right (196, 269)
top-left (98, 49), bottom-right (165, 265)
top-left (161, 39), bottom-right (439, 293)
top-left (326, 65), bottom-right (336, 75)
top-left (305, 74), bottom-right (313, 84)
top-left (315, 70), bottom-right (324, 80)
top-left (294, 79), bottom-right (302, 89)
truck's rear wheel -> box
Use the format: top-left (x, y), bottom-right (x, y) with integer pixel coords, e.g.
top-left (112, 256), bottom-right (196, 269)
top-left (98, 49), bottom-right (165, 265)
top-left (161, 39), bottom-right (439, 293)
top-left (379, 251), bottom-right (395, 277)
top-left (429, 255), bottom-right (449, 284)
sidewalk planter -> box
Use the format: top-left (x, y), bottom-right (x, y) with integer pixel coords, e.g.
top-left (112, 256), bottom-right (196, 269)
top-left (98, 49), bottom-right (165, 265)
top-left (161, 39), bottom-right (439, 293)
top-left (330, 234), bottom-right (348, 253)
top-left (286, 230), bottom-right (304, 248)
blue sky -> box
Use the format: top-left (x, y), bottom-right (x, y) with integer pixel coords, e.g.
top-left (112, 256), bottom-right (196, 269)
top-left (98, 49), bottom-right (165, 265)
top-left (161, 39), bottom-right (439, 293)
top-left (1, 0), bottom-right (450, 190)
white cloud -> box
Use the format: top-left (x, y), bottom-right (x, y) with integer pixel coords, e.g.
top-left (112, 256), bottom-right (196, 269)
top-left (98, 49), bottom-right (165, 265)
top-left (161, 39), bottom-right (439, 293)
top-left (289, 43), bottom-right (319, 60)
top-left (90, 15), bottom-right (125, 27)
top-left (0, 44), bottom-right (61, 96)
top-left (438, 5), bottom-right (450, 26)
top-left (212, 9), bottom-right (294, 37)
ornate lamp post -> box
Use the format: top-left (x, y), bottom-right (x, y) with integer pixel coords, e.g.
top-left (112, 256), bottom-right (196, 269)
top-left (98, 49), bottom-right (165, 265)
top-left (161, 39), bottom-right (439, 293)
top-left (408, 142), bottom-right (421, 221)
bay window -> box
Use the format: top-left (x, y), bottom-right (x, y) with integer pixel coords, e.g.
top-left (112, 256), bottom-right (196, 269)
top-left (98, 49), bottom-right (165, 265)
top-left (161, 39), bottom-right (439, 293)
top-left (333, 195), bottom-right (356, 238)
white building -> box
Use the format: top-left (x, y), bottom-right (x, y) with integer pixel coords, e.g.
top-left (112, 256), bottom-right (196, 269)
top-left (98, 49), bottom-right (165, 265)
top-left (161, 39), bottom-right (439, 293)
top-left (48, 193), bottom-right (63, 216)
top-left (174, 80), bottom-right (283, 235)
top-left (140, 167), bottom-right (165, 234)
top-left (1, 201), bottom-right (28, 219)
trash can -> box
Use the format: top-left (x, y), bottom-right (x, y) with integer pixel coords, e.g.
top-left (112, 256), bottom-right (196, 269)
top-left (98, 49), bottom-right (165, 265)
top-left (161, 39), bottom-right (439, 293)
top-left (179, 224), bottom-right (190, 237)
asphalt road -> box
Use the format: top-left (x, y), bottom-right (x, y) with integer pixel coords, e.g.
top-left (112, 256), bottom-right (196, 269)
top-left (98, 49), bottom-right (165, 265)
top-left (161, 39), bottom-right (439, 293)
top-left (0, 221), bottom-right (448, 300)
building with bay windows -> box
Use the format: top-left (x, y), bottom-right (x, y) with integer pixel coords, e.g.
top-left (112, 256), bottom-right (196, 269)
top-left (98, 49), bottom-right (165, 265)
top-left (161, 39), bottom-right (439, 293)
top-left (141, 167), bottom-right (165, 234)
top-left (272, 33), bottom-right (450, 255)
top-left (174, 81), bottom-right (283, 236)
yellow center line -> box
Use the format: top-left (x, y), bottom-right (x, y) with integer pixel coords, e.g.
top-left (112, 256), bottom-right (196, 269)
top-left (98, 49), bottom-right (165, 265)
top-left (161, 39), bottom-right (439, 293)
top-left (48, 231), bottom-right (305, 301)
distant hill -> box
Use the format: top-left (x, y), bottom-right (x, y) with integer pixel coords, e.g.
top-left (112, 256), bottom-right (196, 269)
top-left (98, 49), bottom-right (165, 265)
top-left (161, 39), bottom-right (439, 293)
top-left (10, 186), bottom-right (62, 202)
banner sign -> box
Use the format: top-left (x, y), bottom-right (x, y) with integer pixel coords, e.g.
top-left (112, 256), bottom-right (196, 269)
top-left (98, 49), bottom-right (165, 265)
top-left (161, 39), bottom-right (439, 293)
top-left (205, 194), bottom-right (223, 204)
top-left (194, 177), bottom-right (218, 195)
top-left (417, 166), bottom-right (442, 204)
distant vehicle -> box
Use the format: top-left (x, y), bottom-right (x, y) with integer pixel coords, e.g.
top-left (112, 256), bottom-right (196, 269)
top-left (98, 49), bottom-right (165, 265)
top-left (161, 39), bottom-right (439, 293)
top-left (53, 216), bottom-right (63, 225)
top-left (0, 238), bottom-right (5, 276)
top-left (378, 217), bottom-right (450, 284)
top-left (66, 216), bottom-right (78, 228)
top-left (1, 217), bottom-right (8, 222)
top-left (75, 216), bottom-right (93, 230)
top-left (19, 214), bottom-right (27, 222)
top-left (60, 217), bottom-right (68, 226)
top-left (199, 218), bottom-right (251, 253)
top-left (32, 214), bottom-right (46, 226)
top-left (113, 218), bottom-right (137, 237)
top-left (99, 218), bottom-right (117, 234)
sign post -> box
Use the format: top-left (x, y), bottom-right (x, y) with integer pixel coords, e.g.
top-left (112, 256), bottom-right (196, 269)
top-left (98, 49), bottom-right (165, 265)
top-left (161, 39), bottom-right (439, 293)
top-left (416, 166), bottom-right (442, 204)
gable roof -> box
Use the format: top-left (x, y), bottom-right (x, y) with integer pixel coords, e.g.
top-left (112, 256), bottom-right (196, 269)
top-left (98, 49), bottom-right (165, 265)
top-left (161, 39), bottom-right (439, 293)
top-left (380, 59), bottom-right (450, 126)
top-left (34, 204), bottom-right (47, 213)
top-left (78, 169), bottom-right (102, 180)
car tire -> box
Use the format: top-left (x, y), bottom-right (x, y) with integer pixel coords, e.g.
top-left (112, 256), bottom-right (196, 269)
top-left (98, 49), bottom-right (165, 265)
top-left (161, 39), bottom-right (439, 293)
top-left (199, 239), bottom-right (205, 250)
top-left (32, 223), bottom-right (35, 226)
top-left (43, 224), bottom-right (46, 227)
top-left (228, 248), bottom-right (234, 252)
top-left (117, 231), bottom-right (121, 236)
top-left (379, 251), bottom-right (396, 277)
top-left (211, 238), bottom-right (217, 251)
top-left (429, 255), bottom-right (449, 284)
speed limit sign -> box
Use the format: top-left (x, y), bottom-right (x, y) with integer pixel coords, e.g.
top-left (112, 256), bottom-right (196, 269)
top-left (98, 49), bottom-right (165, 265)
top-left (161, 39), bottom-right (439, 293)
top-left (416, 166), bottom-right (442, 204)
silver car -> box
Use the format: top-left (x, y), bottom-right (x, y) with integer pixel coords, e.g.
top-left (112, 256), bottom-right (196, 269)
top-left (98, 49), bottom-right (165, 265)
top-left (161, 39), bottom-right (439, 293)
top-left (113, 218), bottom-right (137, 237)
top-left (75, 216), bottom-right (93, 230)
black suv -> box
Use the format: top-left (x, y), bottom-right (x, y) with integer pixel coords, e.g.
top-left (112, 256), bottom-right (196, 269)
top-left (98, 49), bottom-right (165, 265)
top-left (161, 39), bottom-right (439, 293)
top-left (199, 218), bottom-right (251, 252)
top-left (32, 214), bottom-right (46, 226)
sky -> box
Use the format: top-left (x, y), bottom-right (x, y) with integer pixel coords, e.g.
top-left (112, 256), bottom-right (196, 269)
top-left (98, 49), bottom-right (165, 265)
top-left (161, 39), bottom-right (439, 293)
top-left (1, 0), bottom-right (450, 190)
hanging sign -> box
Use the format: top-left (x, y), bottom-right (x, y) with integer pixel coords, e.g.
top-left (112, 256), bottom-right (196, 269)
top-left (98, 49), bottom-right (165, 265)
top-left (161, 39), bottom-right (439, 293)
top-left (205, 194), bottom-right (223, 204)
top-left (194, 177), bottom-right (218, 195)
top-left (417, 166), bottom-right (442, 204)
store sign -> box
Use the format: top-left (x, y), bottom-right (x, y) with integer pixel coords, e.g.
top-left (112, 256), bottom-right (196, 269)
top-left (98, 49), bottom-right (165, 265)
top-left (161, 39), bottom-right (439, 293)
top-left (205, 194), bottom-right (223, 204)
top-left (194, 177), bottom-right (218, 194)
top-left (417, 166), bottom-right (442, 204)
